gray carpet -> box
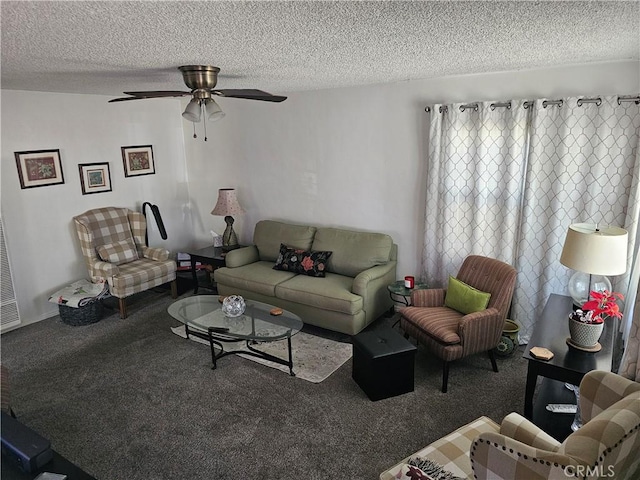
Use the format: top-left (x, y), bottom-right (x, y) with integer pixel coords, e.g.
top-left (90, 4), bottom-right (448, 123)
top-left (1, 291), bottom-right (528, 480)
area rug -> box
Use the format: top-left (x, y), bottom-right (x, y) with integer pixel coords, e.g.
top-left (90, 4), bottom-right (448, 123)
top-left (171, 326), bottom-right (352, 383)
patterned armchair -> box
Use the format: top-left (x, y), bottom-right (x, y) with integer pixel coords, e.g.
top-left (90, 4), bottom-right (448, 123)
top-left (380, 370), bottom-right (640, 480)
top-left (74, 207), bottom-right (177, 318)
top-left (400, 255), bottom-right (517, 392)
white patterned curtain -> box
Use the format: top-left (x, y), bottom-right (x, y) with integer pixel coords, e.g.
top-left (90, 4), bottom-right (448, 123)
top-left (423, 95), bottom-right (640, 343)
top-left (423, 101), bottom-right (529, 286)
top-left (619, 274), bottom-right (640, 381)
top-left (619, 146), bottom-right (640, 381)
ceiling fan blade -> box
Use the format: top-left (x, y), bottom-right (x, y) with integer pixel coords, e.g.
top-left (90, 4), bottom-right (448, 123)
top-left (108, 96), bottom-right (152, 103)
top-left (214, 89), bottom-right (287, 103)
top-left (123, 91), bottom-right (191, 97)
top-left (109, 91), bottom-right (192, 103)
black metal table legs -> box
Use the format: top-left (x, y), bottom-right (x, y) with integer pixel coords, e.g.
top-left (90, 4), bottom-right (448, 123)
top-left (184, 324), bottom-right (296, 376)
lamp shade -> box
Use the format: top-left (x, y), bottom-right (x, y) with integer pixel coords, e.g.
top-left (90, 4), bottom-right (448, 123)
top-left (560, 223), bottom-right (628, 276)
top-left (182, 98), bottom-right (201, 123)
top-left (204, 99), bottom-right (226, 122)
top-left (211, 188), bottom-right (245, 216)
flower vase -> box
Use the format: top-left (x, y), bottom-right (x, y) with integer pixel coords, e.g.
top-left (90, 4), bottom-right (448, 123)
top-left (567, 316), bottom-right (604, 351)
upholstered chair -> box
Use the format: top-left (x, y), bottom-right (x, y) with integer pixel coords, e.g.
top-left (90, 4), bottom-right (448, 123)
top-left (400, 255), bottom-right (517, 392)
top-left (74, 207), bottom-right (177, 318)
top-left (380, 370), bottom-right (640, 480)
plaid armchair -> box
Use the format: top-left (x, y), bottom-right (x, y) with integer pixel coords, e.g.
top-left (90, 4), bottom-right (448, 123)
top-left (380, 370), bottom-right (640, 480)
top-left (400, 255), bottom-right (517, 392)
top-left (74, 207), bottom-right (177, 318)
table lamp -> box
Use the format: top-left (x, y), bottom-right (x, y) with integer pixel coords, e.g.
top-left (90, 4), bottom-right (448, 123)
top-left (211, 188), bottom-right (245, 250)
top-left (559, 223), bottom-right (628, 307)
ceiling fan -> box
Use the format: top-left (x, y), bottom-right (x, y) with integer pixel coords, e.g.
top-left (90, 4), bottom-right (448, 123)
top-left (109, 65), bottom-right (287, 140)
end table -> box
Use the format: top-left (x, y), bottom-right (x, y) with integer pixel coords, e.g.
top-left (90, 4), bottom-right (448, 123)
top-left (186, 246), bottom-right (228, 294)
top-left (387, 280), bottom-right (429, 307)
top-left (523, 294), bottom-right (613, 440)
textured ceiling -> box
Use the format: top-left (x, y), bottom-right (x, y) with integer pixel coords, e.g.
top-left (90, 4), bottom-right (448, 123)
top-left (1, 1), bottom-right (639, 98)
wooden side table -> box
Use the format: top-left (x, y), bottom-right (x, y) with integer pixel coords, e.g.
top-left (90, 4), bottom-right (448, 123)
top-left (186, 246), bottom-right (228, 294)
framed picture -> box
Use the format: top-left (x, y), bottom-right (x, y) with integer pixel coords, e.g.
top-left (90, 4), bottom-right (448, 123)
top-left (79, 162), bottom-right (112, 195)
top-left (14, 149), bottom-right (65, 189)
top-left (121, 145), bottom-right (155, 177)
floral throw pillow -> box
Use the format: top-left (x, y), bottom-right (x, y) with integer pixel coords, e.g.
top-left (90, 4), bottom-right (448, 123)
top-left (407, 457), bottom-right (463, 480)
top-left (273, 243), bottom-right (332, 277)
top-left (393, 464), bottom-right (434, 480)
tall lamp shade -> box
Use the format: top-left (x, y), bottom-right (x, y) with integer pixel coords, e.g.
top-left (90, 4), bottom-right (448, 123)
top-left (211, 188), bottom-right (245, 249)
top-left (559, 223), bottom-right (628, 306)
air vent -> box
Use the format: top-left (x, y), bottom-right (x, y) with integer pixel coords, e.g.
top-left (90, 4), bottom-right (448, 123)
top-left (1, 217), bottom-right (20, 331)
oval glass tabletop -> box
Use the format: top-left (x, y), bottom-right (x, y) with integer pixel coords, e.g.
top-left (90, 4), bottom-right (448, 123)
top-left (168, 296), bottom-right (303, 341)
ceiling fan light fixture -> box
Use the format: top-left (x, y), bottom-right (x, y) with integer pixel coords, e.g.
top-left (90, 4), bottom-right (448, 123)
top-left (204, 98), bottom-right (225, 121)
top-left (182, 98), bottom-right (202, 122)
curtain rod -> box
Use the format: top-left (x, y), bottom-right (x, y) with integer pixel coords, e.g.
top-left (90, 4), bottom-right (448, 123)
top-left (619, 95), bottom-right (640, 105)
top-left (424, 95), bottom-right (640, 112)
top-left (542, 100), bottom-right (563, 108)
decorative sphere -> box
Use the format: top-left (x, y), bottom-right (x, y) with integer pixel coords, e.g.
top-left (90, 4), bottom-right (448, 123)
top-left (222, 295), bottom-right (246, 317)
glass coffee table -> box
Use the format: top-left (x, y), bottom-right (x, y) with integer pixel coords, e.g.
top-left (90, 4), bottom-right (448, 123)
top-left (168, 296), bottom-right (303, 375)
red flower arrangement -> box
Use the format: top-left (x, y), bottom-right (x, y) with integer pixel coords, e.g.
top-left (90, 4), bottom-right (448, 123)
top-left (574, 290), bottom-right (624, 324)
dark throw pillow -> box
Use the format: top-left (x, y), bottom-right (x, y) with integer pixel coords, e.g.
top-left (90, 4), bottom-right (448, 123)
top-left (273, 243), bottom-right (333, 277)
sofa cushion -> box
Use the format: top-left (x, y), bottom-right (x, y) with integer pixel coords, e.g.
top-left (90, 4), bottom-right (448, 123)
top-left (108, 257), bottom-right (176, 298)
top-left (275, 273), bottom-right (363, 315)
top-left (311, 227), bottom-right (393, 277)
top-left (400, 306), bottom-right (463, 344)
top-left (213, 261), bottom-right (296, 297)
top-left (253, 220), bottom-right (317, 262)
top-left (273, 244), bottom-right (332, 277)
top-left (96, 239), bottom-right (139, 265)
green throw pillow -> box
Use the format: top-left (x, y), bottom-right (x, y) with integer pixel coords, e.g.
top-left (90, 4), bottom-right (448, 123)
top-left (444, 276), bottom-right (491, 315)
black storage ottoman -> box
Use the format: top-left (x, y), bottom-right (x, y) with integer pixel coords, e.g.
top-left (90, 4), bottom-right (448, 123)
top-left (352, 327), bottom-right (417, 401)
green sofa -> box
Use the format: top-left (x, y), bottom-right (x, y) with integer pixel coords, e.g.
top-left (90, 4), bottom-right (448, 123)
top-left (214, 220), bottom-right (397, 335)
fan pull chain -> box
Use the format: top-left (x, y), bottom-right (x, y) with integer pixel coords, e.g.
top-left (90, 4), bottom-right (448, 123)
top-left (204, 116), bottom-right (208, 141)
top-left (193, 122), bottom-right (197, 139)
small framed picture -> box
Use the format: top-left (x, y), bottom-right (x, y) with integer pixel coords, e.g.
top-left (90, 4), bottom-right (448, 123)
top-left (79, 162), bottom-right (112, 195)
top-left (121, 145), bottom-right (155, 177)
top-left (14, 149), bottom-right (65, 189)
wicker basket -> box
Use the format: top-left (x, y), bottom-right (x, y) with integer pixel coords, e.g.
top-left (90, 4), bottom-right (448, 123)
top-left (59, 301), bottom-right (104, 326)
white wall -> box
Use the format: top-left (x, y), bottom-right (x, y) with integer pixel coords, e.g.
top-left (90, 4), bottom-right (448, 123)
top-left (1, 91), bottom-right (193, 329)
top-left (185, 61), bottom-right (640, 281)
top-left (2, 60), bottom-right (638, 331)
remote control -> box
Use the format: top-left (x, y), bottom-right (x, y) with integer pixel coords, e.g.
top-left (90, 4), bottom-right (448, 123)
top-left (545, 404), bottom-right (577, 413)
